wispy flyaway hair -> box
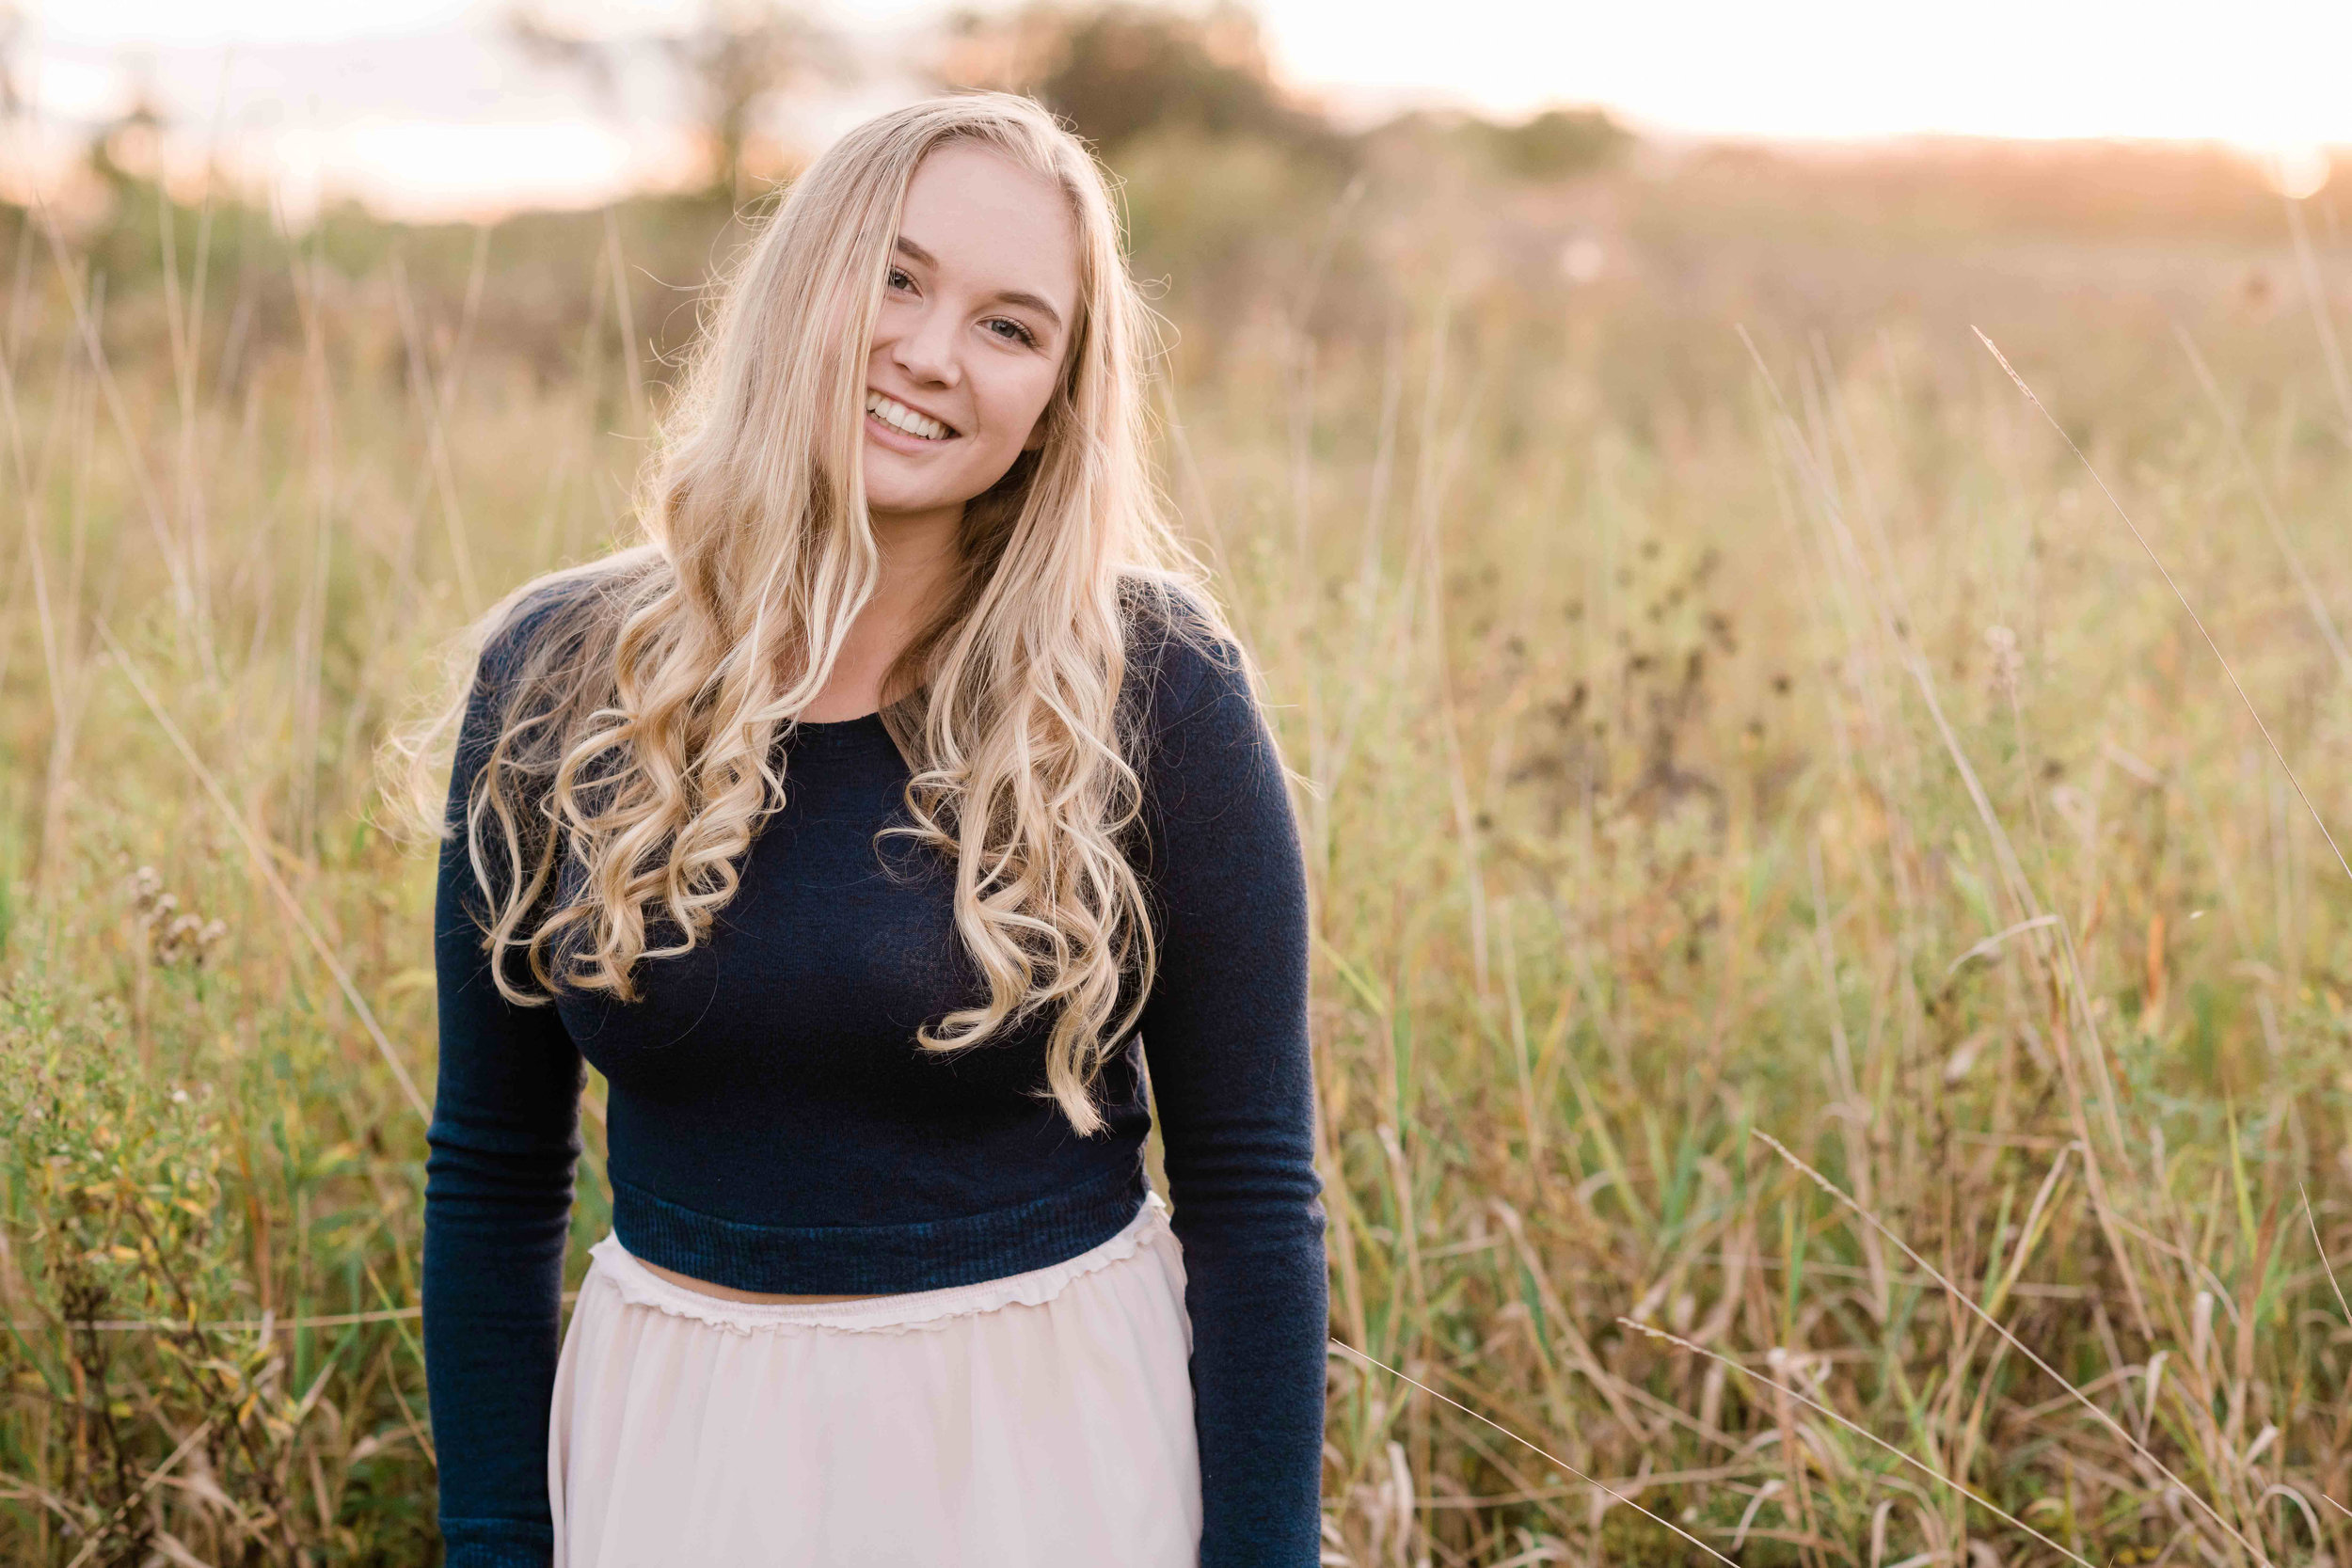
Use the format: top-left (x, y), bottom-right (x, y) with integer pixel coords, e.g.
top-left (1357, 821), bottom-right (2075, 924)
top-left (391, 90), bottom-right (1227, 1134)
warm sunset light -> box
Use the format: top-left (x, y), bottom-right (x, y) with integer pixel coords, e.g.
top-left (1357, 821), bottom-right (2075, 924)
top-left (9, 2), bottom-right (2352, 1564)
top-left (15, 0), bottom-right (2346, 216)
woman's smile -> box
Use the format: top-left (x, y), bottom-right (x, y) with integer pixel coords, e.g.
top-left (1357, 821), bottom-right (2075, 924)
top-left (866, 388), bottom-right (961, 450)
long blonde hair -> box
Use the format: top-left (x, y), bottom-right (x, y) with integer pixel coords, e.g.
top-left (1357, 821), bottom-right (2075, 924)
top-left (399, 91), bottom-right (1226, 1134)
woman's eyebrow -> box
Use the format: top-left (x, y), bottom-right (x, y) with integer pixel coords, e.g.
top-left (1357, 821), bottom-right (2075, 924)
top-left (894, 235), bottom-right (1065, 334)
top-left (986, 290), bottom-right (1064, 334)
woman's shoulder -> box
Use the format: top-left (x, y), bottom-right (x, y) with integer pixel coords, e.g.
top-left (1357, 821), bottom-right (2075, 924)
top-left (472, 548), bottom-right (660, 695)
top-left (1118, 576), bottom-right (1254, 736)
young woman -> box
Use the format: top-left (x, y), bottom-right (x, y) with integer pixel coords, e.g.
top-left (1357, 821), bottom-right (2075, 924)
top-left (419, 92), bottom-right (1326, 1567)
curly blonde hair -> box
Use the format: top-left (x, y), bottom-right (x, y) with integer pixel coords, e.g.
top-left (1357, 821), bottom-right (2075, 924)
top-left (393, 91), bottom-right (1225, 1134)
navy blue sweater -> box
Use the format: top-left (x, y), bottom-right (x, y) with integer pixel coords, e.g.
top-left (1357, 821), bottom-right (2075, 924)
top-left (423, 587), bottom-right (1327, 1567)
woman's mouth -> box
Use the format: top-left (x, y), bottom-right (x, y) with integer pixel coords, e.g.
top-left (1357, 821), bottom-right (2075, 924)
top-left (866, 390), bottom-right (959, 442)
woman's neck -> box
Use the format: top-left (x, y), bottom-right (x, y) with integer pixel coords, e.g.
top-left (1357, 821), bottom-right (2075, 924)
top-left (800, 504), bottom-right (961, 721)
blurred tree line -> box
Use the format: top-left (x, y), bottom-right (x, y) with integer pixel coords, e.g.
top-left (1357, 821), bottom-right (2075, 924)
top-left (932, 2), bottom-right (1356, 166)
top-left (501, 0), bottom-right (1625, 194)
top-left (2, 0), bottom-right (1630, 396)
top-left (6, 0), bottom-right (2319, 410)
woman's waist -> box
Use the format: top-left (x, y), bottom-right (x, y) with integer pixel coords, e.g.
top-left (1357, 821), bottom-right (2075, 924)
top-left (587, 1188), bottom-right (1175, 1335)
top-left (605, 1156), bottom-right (1152, 1297)
top-left (629, 1257), bottom-right (883, 1306)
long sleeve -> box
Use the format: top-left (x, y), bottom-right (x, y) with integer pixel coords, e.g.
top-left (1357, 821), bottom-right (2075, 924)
top-left (424, 613), bottom-right (586, 1568)
top-left (1135, 637), bottom-right (1329, 1567)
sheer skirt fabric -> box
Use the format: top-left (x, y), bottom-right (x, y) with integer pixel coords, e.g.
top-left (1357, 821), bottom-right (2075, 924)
top-left (548, 1194), bottom-right (1202, 1567)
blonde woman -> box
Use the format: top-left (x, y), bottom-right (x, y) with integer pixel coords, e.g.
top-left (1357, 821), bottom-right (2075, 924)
top-left (418, 92), bottom-right (1325, 1567)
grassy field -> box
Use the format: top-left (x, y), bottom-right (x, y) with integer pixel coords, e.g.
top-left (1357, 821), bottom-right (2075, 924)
top-left (5, 128), bottom-right (2352, 1565)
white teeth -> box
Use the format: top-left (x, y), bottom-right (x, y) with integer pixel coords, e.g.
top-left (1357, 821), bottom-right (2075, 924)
top-left (866, 391), bottom-right (953, 440)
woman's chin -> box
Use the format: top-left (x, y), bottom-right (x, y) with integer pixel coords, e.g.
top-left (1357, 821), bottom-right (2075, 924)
top-left (862, 480), bottom-right (963, 520)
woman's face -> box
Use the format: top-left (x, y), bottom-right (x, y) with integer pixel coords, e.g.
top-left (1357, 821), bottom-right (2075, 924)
top-left (861, 141), bottom-right (1081, 524)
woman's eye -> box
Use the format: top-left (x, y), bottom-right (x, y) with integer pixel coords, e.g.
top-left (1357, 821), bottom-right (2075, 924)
top-left (987, 318), bottom-right (1038, 347)
top-left (885, 267), bottom-right (914, 291)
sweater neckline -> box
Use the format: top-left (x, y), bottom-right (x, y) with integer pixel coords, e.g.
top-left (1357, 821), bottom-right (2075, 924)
top-left (779, 710), bottom-right (895, 756)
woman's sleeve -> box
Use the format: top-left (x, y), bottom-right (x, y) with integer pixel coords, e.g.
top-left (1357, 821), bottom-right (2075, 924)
top-left (423, 616), bottom-right (586, 1568)
top-left (1135, 637), bottom-right (1328, 1568)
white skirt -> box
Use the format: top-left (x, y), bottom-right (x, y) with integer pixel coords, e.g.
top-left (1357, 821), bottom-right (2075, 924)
top-left (548, 1192), bottom-right (1201, 1567)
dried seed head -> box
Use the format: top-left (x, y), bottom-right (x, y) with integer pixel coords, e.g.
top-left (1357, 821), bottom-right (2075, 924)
top-left (1984, 625), bottom-right (2025, 696)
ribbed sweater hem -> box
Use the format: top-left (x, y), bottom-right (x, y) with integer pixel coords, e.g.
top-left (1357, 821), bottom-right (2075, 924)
top-left (608, 1161), bottom-right (1150, 1295)
top-left (438, 1515), bottom-right (551, 1568)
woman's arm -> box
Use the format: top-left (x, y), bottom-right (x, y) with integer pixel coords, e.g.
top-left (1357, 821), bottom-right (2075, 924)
top-left (1135, 629), bottom-right (1328, 1568)
top-left (423, 611), bottom-right (587, 1568)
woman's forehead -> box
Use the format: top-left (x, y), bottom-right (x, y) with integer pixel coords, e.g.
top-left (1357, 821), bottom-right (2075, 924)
top-left (898, 143), bottom-right (1080, 320)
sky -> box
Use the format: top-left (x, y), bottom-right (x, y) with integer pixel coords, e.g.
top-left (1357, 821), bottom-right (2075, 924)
top-left (10, 0), bottom-right (2347, 219)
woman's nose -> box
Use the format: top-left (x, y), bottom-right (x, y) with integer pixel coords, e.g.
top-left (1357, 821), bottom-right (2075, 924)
top-left (890, 305), bottom-right (960, 388)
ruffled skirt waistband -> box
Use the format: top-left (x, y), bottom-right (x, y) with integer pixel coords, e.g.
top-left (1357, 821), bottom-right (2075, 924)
top-left (548, 1191), bottom-right (1201, 1567)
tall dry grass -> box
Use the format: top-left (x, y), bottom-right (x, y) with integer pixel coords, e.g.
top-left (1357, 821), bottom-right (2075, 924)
top-left (4, 138), bottom-right (2352, 1567)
